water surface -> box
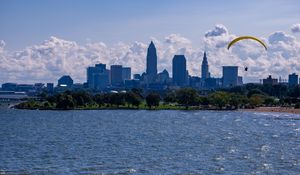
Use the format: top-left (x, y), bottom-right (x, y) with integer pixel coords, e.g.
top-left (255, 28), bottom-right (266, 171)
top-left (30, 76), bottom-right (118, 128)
top-left (0, 109), bottom-right (299, 174)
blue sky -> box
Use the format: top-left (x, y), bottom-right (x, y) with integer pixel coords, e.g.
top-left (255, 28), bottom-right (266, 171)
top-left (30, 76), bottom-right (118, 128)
top-left (1, 0), bottom-right (300, 50)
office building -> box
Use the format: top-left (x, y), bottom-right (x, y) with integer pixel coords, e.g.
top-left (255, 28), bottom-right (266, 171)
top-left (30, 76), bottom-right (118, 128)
top-left (87, 63), bottom-right (110, 90)
top-left (122, 67), bottom-right (131, 81)
top-left (238, 76), bottom-right (243, 85)
top-left (157, 69), bottom-right (170, 84)
top-left (201, 51), bottom-right (210, 80)
top-left (111, 65), bottom-right (123, 86)
top-left (172, 55), bottom-right (188, 86)
top-left (46, 83), bottom-right (54, 94)
top-left (288, 73), bottom-right (298, 86)
top-left (222, 66), bottom-right (238, 87)
top-left (146, 41), bottom-right (157, 82)
top-left (1, 83), bottom-right (17, 91)
top-left (263, 75), bottom-right (278, 85)
top-left (133, 74), bottom-right (141, 80)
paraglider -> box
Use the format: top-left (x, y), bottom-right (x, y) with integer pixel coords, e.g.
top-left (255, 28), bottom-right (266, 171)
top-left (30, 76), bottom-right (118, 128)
top-left (227, 36), bottom-right (267, 72)
top-left (227, 36), bottom-right (267, 50)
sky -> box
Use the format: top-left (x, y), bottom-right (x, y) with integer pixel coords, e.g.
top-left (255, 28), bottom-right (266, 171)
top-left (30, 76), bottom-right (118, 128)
top-left (0, 0), bottom-right (300, 84)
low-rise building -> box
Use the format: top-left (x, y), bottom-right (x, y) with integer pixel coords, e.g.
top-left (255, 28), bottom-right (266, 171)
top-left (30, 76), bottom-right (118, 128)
top-left (263, 75), bottom-right (278, 85)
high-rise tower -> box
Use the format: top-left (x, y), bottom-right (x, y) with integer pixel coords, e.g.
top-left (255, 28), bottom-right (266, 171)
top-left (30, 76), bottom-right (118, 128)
top-left (172, 55), bottom-right (188, 86)
top-left (222, 66), bottom-right (238, 87)
top-left (146, 41), bottom-right (158, 77)
top-left (201, 51), bottom-right (210, 80)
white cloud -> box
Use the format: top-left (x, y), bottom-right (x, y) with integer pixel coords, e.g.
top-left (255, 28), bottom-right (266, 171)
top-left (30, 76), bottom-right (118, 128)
top-left (1, 24), bottom-right (300, 84)
top-left (205, 24), bottom-right (229, 37)
top-left (291, 23), bottom-right (300, 33)
top-left (0, 40), bottom-right (5, 53)
top-left (268, 31), bottom-right (295, 44)
top-left (202, 25), bottom-right (300, 81)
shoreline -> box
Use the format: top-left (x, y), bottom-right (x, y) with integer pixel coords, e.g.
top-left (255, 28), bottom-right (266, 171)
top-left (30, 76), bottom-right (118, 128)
top-left (241, 107), bottom-right (300, 114)
top-left (10, 105), bottom-right (300, 115)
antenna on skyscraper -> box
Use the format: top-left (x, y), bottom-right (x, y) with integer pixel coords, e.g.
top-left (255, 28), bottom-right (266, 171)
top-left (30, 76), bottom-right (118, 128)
top-left (204, 42), bottom-right (208, 53)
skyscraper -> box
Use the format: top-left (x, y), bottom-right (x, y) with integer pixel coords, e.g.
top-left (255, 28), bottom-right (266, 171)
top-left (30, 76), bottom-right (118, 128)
top-left (87, 63), bottom-right (109, 90)
top-left (222, 66), bottom-right (238, 87)
top-left (172, 55), bottom-right (188, 86)
top-left (288, 73), bottom-right (298, 86)
top-left (146, 41), bottom-right (157, 79)
top-left (122, 67), bottom-right (131, 81)
top-left (201, 51), bottom-right (210, 80)
top-left (111, 65), bottom-right (123, 86)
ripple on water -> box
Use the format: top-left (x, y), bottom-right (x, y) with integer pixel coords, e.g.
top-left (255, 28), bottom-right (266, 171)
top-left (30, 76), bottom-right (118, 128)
top-left (261, 145), bottom-right (270, 152)
top-left (0, 109), bottom-right (299, 174)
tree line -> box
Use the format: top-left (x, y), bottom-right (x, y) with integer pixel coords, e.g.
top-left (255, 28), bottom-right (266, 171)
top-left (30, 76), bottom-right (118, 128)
top-left (16, 84), bottom-right (300, 110)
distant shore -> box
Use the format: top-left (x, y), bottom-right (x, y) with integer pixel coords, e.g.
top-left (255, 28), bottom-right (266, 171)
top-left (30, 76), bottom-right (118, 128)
top-left (242, 107), bottom-right (300, 114)
top-left (12, 104), bottom-right (300, 115)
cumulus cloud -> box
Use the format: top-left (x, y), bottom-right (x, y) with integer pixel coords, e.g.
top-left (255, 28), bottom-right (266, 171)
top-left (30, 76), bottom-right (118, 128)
top-left (203, 26), bottom-right (300, 81)
top-left (205, 24), bottom-right (228, 37)
top-left (1, 24), bottom-right (300, 84)
top-left (0, 40), bottom-right (5, 53)
top-left (0, 37), bottom-right (151, 84)
top-left (291, 23), bottom-right (300, 33)
top-left (268, 31), bottom-right (295, 44)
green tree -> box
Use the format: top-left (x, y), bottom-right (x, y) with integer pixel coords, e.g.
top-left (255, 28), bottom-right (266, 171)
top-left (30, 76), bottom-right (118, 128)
top-left (273, 84), bottom-right (288, 97)
top-left (131, 88), bottom-right (143, 97)
top-left (46, 95), bottom-right (56, 104)
top-left (72, 91), bottom-right (93, 106)
top-left (247, 89), bottom-right (264, 98)
top-left (209, 91), bottom-right (230, 109)
top-left (198, 96), bottom-right (210, 106)
top-left (94, 94), bottom-right (105, 107)
top-left (163, 91), bottom-right (177, 103)
top-left (109, 93), bottom-right (125, 107)
top-left (38, 92), bottom-right (48, 100)
top-left (227, 86), bottom-right (247, 95)
top-left (288, 86), bottom-right (300, 98)
top-left (249, 94), bottom-right (264, 107)
top-left (146, 93), bottom-right (160, 109)
top-left (229, 93), bottom-right (247, 109)
top-left (176, 88), bottom-right (199, 109)
top-left (125, 92), bottom-right (142, 108)
top-left (264, 97), bottom-right (276, 106)
top-left (56, 94), bottom-right (75, 110)
top-left (43, 101), bottom-right (51, 109)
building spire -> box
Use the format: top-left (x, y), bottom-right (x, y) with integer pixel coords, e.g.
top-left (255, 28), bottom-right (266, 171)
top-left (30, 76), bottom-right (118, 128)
top-left (203, 51), bottom-right (208, 63)
top-left (146, 41), bottom-right (158, 80)
top-left (201, 51), bottom-right (210, 80)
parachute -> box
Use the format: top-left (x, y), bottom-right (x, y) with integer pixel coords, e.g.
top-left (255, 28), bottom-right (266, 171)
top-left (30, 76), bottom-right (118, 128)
top-left (227, 36), bottom-right (267, 50)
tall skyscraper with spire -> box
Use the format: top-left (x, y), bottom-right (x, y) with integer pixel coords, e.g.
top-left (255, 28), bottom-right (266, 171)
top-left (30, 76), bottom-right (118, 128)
top-left (201, 51), bottom-right (210, 80)
top-left (146, 41), bottom-right (158, 78)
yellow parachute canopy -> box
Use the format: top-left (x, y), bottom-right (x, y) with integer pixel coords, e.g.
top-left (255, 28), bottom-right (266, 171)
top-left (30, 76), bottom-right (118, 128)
top-left (227, 36), bottom-right (267, 50)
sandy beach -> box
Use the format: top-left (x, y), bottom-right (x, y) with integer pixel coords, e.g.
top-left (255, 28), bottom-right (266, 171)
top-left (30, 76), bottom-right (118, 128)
top-left (242, 107), bottom-right (300, 114)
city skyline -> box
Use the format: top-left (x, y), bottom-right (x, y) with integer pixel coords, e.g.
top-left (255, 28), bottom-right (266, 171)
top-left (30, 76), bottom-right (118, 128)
top-left (1, 1), bottom-right (300, 84)
top-left (1, 35), bottom-right (300, 85)
top-left (2, 41), bottom-right (298, 93)
top-left (1, 2), bottom-right (300, 174)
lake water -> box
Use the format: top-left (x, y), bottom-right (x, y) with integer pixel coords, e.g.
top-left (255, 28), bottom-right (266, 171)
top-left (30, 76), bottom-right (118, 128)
top-left (0, 109), bottom-right (299, 174)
